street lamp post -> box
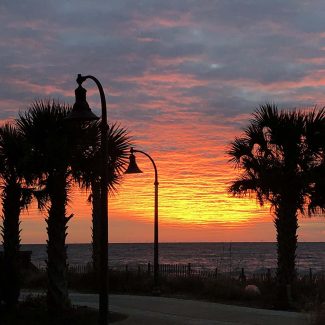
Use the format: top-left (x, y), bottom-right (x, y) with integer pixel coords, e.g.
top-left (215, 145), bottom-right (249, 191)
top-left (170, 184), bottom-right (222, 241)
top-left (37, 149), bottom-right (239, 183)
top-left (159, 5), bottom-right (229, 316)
top-left (125, 147), bottom-right (159, 291)
top-left (66, 74), bottom-right (109, 325)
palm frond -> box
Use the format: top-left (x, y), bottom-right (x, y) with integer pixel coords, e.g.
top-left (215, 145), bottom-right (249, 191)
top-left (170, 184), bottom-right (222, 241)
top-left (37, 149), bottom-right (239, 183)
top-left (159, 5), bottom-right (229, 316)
top-left (227, 103), bottom-right (325, 214)
top-left (72, 121), bottom-right (132, 194)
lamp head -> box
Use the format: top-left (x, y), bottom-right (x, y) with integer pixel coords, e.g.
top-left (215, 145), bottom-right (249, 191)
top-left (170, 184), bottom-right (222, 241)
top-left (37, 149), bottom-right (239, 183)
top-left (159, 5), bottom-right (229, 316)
top-left (125, 149), bottom-right (143, 174)
top-left (66, 74), bottom-right (99, 121)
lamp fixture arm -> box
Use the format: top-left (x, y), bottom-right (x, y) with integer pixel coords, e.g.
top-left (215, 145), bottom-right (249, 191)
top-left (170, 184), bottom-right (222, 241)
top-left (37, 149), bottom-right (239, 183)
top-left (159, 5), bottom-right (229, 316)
top-left (77, 74), bottom-right (107, 125)
top-left (131, 148), bottom-right (158, 185)
top-left (129, 146), bottom-right (159, 289)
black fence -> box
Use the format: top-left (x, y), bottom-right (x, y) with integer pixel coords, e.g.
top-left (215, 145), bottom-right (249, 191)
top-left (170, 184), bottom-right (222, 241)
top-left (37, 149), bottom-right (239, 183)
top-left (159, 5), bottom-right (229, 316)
top-left (35, 262), bottom-right (325, 283)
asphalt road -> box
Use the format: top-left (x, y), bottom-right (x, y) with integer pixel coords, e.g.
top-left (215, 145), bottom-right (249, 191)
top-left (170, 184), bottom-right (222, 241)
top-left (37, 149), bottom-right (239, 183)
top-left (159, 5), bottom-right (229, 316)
top-left (21, 291), bottom-right (311, 325)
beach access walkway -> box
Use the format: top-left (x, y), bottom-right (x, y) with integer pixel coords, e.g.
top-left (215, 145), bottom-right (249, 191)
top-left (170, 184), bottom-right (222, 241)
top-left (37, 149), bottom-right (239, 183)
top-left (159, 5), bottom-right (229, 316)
top-left (22, 291), bottom-right (310, 324)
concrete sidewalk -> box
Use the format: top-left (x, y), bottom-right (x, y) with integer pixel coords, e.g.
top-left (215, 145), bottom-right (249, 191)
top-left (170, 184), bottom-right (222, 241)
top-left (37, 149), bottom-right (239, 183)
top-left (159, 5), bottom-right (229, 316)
top-left (22, 291), bottom-right (311, 324)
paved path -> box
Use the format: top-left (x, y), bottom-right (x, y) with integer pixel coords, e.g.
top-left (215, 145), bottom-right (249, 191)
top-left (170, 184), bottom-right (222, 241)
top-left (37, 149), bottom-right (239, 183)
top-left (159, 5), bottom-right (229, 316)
top-left (22, 291), bottom-right (311, 325)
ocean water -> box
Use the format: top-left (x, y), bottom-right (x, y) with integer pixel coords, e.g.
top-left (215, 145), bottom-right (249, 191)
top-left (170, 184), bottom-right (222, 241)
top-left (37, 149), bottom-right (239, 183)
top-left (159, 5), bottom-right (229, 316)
top-left (16, 242), bottom-right (325, 274)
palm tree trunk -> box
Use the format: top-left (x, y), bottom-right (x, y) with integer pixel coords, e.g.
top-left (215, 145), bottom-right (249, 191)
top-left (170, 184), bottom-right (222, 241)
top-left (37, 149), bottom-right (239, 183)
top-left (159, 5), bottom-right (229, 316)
top-left (1, 180), bottom-right (21, 309)
top-left (91, 179), bottom-right (101, 275)
top-left (274, 200), bottom-right (298, 308)
top-left (46, 173), bottom-right (71, 317)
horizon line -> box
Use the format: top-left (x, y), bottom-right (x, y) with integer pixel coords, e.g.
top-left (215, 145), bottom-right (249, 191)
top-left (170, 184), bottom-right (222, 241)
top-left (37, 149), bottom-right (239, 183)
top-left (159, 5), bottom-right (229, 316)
top-left (15, 241), bottom-right (325, 245)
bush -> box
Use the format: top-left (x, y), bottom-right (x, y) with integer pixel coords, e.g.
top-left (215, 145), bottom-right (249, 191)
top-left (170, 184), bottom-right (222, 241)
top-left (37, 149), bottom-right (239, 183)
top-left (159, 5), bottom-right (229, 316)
top-left (22, 267), bottom-right (325, 312)
top-left (2, 295), bottom-right (127, 325)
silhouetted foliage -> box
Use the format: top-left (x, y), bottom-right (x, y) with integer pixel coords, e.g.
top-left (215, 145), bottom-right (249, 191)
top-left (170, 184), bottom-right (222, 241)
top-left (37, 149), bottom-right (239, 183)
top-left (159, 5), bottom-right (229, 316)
top-left (71, 121), bottom-right (131, 274)
top-left (228, 103), bottom-right (325, 307)
top-left (0, 124), bottom-right (33, 309)
top-left (304, 109), bottom-right (325, 213)
top-left (16, 100), bottom-right (85, 317)
top-left (0, 98), bottom-right (132, 318)
top-left (15, 99), bottom-right (132, 316)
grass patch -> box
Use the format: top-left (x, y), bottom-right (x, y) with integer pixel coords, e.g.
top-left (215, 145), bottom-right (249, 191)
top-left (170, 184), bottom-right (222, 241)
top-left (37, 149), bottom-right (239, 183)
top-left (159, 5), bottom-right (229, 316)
top-left (22, 268), bottom-right (325, 312)
top-left (1, 295), bottom-right (127, 325)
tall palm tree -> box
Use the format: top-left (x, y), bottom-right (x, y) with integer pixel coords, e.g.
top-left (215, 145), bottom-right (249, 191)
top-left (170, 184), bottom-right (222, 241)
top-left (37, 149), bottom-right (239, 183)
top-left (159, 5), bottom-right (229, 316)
top-left (0, 124), bottom-right (32, 309)
top-left (16, 100), bottom-right (86, 316)
top-left (228, 103), bottom-right (325, 306)
top-left (72, 121), bottom-right (131, 273)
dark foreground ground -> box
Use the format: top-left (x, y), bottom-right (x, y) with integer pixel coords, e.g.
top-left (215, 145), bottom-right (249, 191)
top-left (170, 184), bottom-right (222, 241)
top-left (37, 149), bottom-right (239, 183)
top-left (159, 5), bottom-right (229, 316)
top-left (20, 291), bottom-right (310, 325)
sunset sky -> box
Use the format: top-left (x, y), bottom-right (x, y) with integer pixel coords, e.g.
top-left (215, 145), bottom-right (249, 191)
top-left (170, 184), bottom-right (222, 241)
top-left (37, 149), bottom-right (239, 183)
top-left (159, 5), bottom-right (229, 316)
top-left (1, 1), bottom-right (325, 243)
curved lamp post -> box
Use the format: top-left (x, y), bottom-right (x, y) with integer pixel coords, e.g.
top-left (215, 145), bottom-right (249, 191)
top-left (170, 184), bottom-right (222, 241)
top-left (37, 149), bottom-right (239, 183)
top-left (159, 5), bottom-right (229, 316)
top-left (66, 74), bottom-right (109, 325)
top-left (125, 147), bottom-right (159, 291)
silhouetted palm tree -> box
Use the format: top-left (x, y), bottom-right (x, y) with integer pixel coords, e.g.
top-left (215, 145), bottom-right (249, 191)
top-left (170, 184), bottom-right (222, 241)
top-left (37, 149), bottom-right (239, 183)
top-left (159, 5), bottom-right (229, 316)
top-left (16, 100), bottom-right (86, 316)
top-left (0, 124), bottom-right (32, 309)
top-left (72, 121), bottom-right (130, 273)
top-left (228, 103), bottom-right (325, 306)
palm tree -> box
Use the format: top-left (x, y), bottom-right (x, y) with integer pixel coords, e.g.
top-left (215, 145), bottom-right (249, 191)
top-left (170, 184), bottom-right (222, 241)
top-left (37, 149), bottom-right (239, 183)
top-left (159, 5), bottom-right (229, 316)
top-left (0, 124), bottom-right (32, 309)
top-left (16, 100), bottom-right (86, 316)
top-left (228, 104), bottom-right (325, 306)
top-left (72, 121), bottom-right (131, 273)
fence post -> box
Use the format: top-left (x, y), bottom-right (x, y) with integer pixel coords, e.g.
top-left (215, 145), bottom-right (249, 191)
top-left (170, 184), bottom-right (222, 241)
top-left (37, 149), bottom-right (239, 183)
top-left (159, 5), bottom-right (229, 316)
top-left (137, 265), bottom-right (141, 276)
top-left (123, 264), bottom-right (128, 283)
top-left (215, 268), bottom-right (218, 279)
top-left (309, 268), bottom-right (313, 283)
top-left (148, 262), bottom-right (151, 275)
top-left (239, 268), bottom-right (246, 283)
top-left (187, 263), bottom-right (191, 276)
top-left (267, 268), bottom-right (271, 282)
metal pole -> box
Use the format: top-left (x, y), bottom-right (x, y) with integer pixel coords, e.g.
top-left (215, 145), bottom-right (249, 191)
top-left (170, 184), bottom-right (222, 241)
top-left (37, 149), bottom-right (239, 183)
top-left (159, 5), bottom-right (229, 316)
top-left (133, 149), bottom-right (159, 290)
top-left (154, 174), bottom-right (159, 289)
top-left (81, 75), bottom-right (109, 325)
